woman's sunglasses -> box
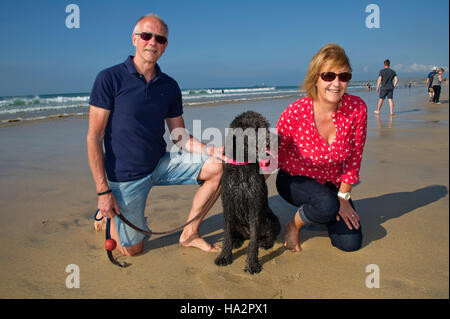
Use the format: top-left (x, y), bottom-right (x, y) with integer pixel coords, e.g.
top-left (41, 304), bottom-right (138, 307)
top-left (134, 32), bottom-right (167, 44)
top-left (320, 72), bottom-right (352, 82)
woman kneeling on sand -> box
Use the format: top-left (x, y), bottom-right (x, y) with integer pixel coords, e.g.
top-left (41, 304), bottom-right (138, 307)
top-left (276, 43), bottom-right (367, 252)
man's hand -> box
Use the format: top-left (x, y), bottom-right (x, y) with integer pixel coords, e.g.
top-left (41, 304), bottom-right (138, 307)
top-left (205, 145), bottom-right (228, 162)
top-left (98, 193), bottom-right (121, 219)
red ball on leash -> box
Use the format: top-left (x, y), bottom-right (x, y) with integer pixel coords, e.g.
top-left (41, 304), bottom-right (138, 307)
top-left (105, 239), bottom-right (117, 251)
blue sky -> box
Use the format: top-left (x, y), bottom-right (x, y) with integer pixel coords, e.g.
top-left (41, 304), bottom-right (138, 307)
top-left (0, 0), bottom-right (448, 96)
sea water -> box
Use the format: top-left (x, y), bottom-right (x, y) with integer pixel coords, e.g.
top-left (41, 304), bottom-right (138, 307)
top-left (0, 80), bottom-right (423, 124)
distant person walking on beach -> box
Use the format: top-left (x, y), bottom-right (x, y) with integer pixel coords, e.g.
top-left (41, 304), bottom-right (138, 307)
top-left (431, 68), bottom-right (446, 104)
top-left (427, 67), bottom-right (438, 101)
top-left (276, 44), bottom-right (367, 252)
top-left (87, 14), bottom-right (225, 257)
top-left (374, 59), bottom-right (398, 116)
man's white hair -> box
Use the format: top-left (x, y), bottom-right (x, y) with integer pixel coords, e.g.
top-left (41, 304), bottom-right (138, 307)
top-left (133, 13), bottom-right (169, 36)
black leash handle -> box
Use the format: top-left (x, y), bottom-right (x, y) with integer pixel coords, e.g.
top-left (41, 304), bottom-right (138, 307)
top-left (105, 217), bottom-right (130, 268)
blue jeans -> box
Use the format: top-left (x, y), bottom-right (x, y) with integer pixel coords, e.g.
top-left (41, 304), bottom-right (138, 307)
top-left (276, 170), bottom-right (362, 252)
top-left (108, 151), bottom-right (209, 247)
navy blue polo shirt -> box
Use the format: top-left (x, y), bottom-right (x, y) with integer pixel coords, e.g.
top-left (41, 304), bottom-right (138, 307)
top-left (89, 56), bottom-right (183, 182)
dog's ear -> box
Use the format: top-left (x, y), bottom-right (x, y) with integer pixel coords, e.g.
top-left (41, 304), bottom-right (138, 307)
top-left (258, 127), bottom-right (279, 174)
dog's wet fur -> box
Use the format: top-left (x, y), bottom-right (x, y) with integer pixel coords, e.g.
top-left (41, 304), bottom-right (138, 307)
top-left (215, 111), bottom-right (281, 274)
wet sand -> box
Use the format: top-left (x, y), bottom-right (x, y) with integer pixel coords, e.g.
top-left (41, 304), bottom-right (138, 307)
top-left (0, 88), bottom-right (448, 298)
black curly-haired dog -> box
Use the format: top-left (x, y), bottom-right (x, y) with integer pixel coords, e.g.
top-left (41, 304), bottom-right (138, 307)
top-left (215, 111), bottom-right (281, 274)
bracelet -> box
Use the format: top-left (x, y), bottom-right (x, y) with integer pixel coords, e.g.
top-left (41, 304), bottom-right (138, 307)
top-left (97, 189), bottom-right (112, 196)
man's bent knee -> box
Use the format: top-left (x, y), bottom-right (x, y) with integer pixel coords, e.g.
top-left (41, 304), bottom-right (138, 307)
top-left (120, 241), bottom-right (143, 256)
top-left (198, 157), bottom-right (223, 182)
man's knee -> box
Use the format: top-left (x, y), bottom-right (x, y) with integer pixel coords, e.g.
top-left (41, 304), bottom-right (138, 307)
top-left (120, 241), bottom-right (143, 256)
top-left (199, 157), bottom-right (223, 182)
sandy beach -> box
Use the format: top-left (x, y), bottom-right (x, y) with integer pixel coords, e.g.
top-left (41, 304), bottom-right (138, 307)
top-left (0, 87), bottom-right (448, 299)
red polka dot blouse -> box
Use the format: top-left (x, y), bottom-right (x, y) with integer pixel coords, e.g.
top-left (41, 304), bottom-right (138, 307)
top-left (276, 93), bottom-right (367, 187)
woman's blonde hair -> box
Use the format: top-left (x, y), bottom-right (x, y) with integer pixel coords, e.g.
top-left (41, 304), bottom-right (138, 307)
top-left (302, 43), bottom-right (352, 99)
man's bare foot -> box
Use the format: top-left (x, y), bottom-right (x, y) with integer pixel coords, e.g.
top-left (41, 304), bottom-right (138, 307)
top-left (373, 110), bottom-right (380, 114)
top-left (180, 234), bottom-right (221, 252)
top-left (283, 220), bottom-right (301, 252)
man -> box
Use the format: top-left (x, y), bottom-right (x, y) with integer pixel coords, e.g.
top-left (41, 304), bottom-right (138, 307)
top-left (374, 59), bottom-right (398, 116)
top-left (431, 68), bottom-right (446, 104)
top-left (87, 14), bottom-right (224, 256)
top-left (427, 66), bottom-right (438, 101)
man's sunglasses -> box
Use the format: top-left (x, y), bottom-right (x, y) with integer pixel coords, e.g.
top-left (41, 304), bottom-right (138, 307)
top-left (320, 72), bottom-right (352, 82)
top-left (134, 32), bottom-right (167, 44)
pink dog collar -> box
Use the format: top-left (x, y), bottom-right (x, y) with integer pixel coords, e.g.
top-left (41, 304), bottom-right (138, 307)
top-left (225, 149), bottom-right (274, 172)
top-left (225, 158), bottom-right (249, 165)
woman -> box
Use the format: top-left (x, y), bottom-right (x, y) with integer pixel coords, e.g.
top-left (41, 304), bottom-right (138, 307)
top-left (431, 68), bottom-right (446, 104)
top-left (276, 44), bottom-right (367, 252)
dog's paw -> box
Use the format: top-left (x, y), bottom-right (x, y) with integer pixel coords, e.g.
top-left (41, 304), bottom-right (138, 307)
top-left (245, 260), bottom-right (262, 274)
top-left (215, 255), bottom-right (233, 266)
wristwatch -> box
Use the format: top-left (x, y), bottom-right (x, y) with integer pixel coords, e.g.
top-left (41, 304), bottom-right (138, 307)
top-left (337, 192), bottom-right (351, 200)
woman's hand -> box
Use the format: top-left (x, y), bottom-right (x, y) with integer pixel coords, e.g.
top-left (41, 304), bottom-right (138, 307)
top-left (336, 197), bottom-right (360, 230)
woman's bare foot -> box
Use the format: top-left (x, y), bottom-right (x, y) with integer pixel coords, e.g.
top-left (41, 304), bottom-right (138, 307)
top-left (283, 220), bottom-right (301, 252)
top-left (180, 234), bottom-right (220, 252)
